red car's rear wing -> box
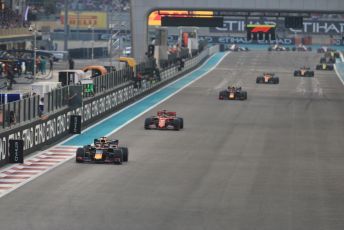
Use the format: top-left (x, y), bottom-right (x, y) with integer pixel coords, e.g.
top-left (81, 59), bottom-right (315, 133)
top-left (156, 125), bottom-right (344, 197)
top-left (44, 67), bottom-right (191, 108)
top-left (157, 111), bottom-right (176, 117)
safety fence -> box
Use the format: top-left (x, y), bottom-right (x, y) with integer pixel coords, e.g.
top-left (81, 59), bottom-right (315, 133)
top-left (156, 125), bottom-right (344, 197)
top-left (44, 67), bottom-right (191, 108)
top-left (0, 47), bottom-right (217, 130)
top-left (0, 45), bottom-right (219, 166)
top-left (0, 95), bottom-right (40, 128)
top-left (0, 58), bottom-right (154, 129)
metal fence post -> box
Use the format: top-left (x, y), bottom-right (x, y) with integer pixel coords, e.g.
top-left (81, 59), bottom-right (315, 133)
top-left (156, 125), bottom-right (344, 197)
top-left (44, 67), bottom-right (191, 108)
top-left (1, 104), bottom-right (5, 128)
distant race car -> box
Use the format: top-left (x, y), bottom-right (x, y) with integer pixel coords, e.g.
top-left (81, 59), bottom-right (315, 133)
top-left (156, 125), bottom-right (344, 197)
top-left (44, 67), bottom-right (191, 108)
top-left (228, 44), bottom-right (249, 52)
top-left (325, 51), bottom-right (340, 59)
top-left (219, 86), bottom-right (247, 100)
top-left (317, 47), bottom-right (337, 54)
top-left (268, 45), bottom-right (290, 51)
top-left (294, 67), bottom-right (314, 77)
top-left (256, 72), bottom-right (279, 84)
top-left (292, 45), bottom-right (312, 52)
top-left (144, 110), bottom-right (184, 130)
top-left (316, 63), bottom-right (334, 71)
top-left (76, 137), bottom-right (128, 164)
top-left (320, 56), bottom-right (335, 64)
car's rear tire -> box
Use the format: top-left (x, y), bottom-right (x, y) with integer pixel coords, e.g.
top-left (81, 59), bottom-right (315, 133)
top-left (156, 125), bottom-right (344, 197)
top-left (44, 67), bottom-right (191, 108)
top-left (120, 147), bottom-right (129, 162)
top-left (177, 117), bottom-right (184, 129)
top-left (241, 91), bottom-right (247, 100)
top-left (219, 91), bottom-right (227, 100)
top-left (275, 78), bottom-right (279, 84)
top-left (76, 148), bottom-right (85, 163)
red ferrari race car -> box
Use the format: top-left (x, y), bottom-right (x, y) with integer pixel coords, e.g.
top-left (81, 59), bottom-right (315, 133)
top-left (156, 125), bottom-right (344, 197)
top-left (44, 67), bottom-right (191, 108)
top-left (219, 86), bottom-right (247, 100)
top-left (76, 137), bottom-right (129, 164)
top-left (144, 110), bottom-right (184, 130)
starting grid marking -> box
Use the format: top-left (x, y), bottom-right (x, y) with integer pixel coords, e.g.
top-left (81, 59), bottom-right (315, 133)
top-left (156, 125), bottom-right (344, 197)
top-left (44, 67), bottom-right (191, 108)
top-left (0, 146), bottom-right (78, 197)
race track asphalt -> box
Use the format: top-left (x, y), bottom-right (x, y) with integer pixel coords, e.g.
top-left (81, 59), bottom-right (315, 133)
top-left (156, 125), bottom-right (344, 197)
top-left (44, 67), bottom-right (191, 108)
top-left (0, 51), bottom-right (344, 230)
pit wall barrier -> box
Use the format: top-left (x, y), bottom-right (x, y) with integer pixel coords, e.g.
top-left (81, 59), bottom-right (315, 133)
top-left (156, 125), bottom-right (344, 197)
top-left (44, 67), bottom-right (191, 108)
top-left (0, 45), bottom-right (220, 167)
top-left (0, 59), bottom-right (157, 130)
top-left (334, 52), bottom-right (344, 85)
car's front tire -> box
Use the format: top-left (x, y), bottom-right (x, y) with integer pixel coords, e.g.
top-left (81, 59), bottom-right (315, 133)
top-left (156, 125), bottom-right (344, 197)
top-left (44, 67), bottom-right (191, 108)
top-left (177, 117), bottom-right (184, 129)
top-left (76, 148), bottom-right (85, 163)
top-left (173, 119), bottom-right (181, 131)
top-left (240, 91), bottom-right (247, 100)
top-left (144, 118), bottom-right (152, 129)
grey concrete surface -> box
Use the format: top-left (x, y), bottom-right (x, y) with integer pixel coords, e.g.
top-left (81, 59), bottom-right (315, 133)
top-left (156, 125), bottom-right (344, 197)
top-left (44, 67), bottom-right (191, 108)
top-left (0, 51), bottom-right (344, 230)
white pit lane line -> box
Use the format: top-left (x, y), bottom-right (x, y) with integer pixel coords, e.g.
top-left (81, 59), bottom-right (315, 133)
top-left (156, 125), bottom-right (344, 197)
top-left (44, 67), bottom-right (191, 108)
top-left (0, 146), bottom-right (77, 198)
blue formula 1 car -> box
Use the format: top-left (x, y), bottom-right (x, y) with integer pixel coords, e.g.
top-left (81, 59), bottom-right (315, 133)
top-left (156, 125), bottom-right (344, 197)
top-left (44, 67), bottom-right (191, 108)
top-left (76, 137), bottom-right (128, 164)
top-left (219, 86), bottom-right (247, 100)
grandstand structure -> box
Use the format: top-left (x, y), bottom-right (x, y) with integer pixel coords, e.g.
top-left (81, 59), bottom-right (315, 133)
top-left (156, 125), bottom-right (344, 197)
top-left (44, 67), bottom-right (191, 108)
top-left (108, 0), bottom-right (131, 56)
top-left (0, 0), bottom-right (130, 51)
top-left (0, 0), bottom-right (32, 50)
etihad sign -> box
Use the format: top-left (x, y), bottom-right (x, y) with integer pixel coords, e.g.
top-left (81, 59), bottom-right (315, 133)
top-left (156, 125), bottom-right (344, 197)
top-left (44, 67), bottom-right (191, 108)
top-left (212, 19), bottom-right (344, 34)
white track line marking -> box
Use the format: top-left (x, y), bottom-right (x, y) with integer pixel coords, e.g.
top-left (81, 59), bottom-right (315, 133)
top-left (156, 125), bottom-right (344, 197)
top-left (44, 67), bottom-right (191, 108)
top-left (334, 64), bottom-right (344, 86)
top-left (0, 146), bottom-right (77, 198)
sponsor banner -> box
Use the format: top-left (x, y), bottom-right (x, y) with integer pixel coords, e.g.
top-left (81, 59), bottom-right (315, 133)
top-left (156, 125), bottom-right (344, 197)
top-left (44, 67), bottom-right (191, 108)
top-left (331, 39), bottom-right (344, 45)
top-left (0, 84), bottom-right (134, 167)
top-left (69, 115), bottom-right (82, 134)
top-left (168, 35), bottom-right (294, 45)
top-left (60, 11), bottom-right (107, 29)
top-left (210, 19), bottom-right (344, 35)
top-left (148, 10), bottom-right (214, 26)
top-left (9, 140), bottom-right (24, 164)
